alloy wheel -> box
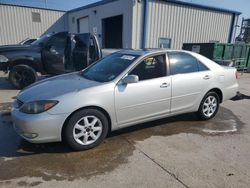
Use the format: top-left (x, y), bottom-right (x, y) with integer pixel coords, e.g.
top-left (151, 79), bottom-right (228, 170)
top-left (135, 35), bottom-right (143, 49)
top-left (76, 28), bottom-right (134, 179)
top-left (73, 115), bottom-right (103, 145)
top-left (202, 96), bottom-right (218, 118)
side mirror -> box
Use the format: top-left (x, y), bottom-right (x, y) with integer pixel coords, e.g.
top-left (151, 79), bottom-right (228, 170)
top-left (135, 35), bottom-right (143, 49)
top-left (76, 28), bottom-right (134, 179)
top-left (122, 75), bottom-right (139, 84)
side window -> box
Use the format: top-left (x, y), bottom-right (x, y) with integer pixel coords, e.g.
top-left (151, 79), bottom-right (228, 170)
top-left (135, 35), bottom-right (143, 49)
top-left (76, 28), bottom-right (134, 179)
top-left (46, 33), bottom-right (67, 54)
top-left (198, 61), bottom-right (209, 71)
top-left (130, 54), bottom-right (166, 81)
top-left (168, 52), bottom-right (199, 75)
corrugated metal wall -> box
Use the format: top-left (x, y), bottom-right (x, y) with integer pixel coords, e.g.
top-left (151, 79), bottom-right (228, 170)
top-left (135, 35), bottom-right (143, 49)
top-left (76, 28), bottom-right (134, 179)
top-left (68, 0), bottom-right (133, 48)
top-left (132, 0), bottom-right (233, 49)
top-left (0, 4), bottom-right (67, 45)
top-left (132, 0), bottom-right (144, 49)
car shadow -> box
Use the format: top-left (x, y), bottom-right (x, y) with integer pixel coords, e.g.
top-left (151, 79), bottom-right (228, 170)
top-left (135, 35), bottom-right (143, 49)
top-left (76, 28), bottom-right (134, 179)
top-left (0, 111), bottom-right (197, 158)
top-left (231, 92), bottom-right (250, 101)
top-left (0, 106), bottom-right (244, 158)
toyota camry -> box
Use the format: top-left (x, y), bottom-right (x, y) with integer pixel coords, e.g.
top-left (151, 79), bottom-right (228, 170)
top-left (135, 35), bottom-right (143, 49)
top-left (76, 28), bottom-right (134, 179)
top-left (12, 49), bottom-right (238, 150)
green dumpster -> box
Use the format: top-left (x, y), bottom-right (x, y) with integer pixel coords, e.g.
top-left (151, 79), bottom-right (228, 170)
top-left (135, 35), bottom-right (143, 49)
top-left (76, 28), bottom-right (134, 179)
top-left (223, 44), bottom-right (234, 60)
top-left (233, 44), bottom-right (247, 69)
top-left (182, 42), bottom-right (249, 69)
top-left (182, 43), bottom-right (225, 62)
top-left (246, 44), bottom-right (250, 68)
top-left (213, 43), bottom-right (224, 62)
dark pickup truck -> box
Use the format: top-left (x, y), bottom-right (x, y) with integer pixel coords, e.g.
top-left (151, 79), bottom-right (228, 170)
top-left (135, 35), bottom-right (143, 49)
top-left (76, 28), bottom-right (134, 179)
top-left (0, 32), bottom-right (103, 89)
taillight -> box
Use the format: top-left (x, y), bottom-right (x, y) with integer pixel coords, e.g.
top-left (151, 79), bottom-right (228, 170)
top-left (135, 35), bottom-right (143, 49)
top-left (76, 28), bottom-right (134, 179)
top-left (235, 70), bottom-right (239, 79)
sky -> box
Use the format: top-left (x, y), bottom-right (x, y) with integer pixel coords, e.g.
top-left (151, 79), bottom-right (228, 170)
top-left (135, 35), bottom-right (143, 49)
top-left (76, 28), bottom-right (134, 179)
top-left (0, 0), bottom-right (249, 20)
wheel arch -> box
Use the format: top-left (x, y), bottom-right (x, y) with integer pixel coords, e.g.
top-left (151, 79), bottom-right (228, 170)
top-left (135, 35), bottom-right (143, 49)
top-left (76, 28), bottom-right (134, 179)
top-left (61, 106), bottom-right (112, 140)
top-left (208, 88), bottom-right (223, 103)
top-left (9, 59), bottom-right (40, 72)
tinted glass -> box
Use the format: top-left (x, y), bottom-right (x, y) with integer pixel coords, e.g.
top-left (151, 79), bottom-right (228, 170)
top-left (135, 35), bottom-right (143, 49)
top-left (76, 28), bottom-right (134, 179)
top-left (168, 52), bottom-right (199, 75)
top-left (198, 61), bottom-right (209, 71)
top-left (31, 34), bottom-right (51, 46)
top-left (73, 34), bottom-right (90, 51)
top-left (130, 55), bottom-right (166, 81)
top-left (71, 34), bottom-right (90, 71)
top-left (47, 33), bottom-right (67, 53)
top-left (82, 53), bottom-right (139, 82)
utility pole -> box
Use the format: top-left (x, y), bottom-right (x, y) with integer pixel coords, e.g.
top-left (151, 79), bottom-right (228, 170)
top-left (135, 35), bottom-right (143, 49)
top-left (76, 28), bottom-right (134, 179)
top-left (45, 0), bottom-right (47, 8)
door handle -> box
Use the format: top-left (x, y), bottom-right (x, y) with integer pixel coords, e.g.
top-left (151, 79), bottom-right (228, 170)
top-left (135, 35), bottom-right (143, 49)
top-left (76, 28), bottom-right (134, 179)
top-left (203, 75), bottom-right (211, 80)
top-left (160, 83), bottom-right (170, 88)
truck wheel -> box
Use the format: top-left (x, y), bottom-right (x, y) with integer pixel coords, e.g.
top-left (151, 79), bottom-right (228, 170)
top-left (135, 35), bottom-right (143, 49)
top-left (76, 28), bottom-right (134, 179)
top-left (63, 108), bottom-right (109, 151)
top-left (9, 65), bottom-right (37, 89)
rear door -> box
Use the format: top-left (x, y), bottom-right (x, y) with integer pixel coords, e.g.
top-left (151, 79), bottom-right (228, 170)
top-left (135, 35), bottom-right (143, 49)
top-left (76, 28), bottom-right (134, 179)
top-left (42, 32), bottom-right (68, 74)
top-left (167, 52), bottom-right (212, 113)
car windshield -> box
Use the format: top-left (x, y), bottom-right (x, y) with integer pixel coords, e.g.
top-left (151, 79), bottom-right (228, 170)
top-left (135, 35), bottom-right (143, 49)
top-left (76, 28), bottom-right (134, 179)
top-left (31, 34), bottom-right (51, 46)
top-left (82, 53), bottom-right (139, 82)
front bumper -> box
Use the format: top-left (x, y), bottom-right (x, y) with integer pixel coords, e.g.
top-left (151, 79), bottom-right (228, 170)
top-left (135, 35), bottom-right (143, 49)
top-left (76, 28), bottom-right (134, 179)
top-left (11, 108), bottom-right (69, 143)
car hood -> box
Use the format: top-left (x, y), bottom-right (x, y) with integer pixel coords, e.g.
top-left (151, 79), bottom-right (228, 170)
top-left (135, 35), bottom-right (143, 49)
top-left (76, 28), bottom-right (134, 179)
top-left (18, 72), bottom-right (103, 102)
top-left (0, 44), bottom-right (32, 53)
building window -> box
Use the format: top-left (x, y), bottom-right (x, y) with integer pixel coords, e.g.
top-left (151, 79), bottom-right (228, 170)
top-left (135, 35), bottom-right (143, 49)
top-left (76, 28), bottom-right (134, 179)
top-left (158, 38), bottom-right (171, 48)
top-left (32, 12), bottom-right (41, 22)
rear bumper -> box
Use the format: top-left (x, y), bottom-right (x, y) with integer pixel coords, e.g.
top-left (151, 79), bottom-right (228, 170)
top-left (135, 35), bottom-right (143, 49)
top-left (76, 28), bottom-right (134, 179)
top-left (223, 83), bottom-right (239, 101)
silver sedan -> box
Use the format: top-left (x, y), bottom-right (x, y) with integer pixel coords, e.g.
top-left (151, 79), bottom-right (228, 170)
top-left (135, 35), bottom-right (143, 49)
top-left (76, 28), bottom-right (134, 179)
top-left (11, 49), bottom-right (238, 150)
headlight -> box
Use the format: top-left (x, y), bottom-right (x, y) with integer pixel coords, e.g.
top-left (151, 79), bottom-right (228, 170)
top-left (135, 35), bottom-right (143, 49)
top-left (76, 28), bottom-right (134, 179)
top-left (0, 55), bottom-right (8, 63)
top-left (19, 100), bottom-right (58, 114)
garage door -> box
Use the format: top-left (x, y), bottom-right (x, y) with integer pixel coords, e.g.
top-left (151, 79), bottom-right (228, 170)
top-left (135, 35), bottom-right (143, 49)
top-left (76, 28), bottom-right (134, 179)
top-left (78, 17), bottom-right (89, 33)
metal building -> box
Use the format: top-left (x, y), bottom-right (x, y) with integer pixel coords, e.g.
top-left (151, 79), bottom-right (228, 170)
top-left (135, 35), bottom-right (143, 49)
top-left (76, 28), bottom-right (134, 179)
top-left (0, 3), bottom-right (67, 45)
top-left (67, 0), bottom-right (241, 49)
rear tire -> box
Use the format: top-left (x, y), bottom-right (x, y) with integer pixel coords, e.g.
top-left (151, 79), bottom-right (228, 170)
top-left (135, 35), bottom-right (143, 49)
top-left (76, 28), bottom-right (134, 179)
top-left (197, 91), bottom-right (220, 120)
top-left (63, 108), bottom-right (109, 151)
top-left (9, 65), bottom-right (37, 89)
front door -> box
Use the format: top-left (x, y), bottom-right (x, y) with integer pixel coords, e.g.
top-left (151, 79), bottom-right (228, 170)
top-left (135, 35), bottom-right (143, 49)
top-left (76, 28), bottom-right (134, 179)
top-left (42, 32), bottom-right (68, 74)
top-left (115, 54), bottom-right (171, 126)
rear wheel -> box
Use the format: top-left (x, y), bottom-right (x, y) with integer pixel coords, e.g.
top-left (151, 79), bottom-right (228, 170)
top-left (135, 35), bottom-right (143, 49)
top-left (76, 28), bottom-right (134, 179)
top-left (63, 108), bottom-right (109, 151)
top-left (9, 65), bottom-right (37, 89)
top-left (197, 91), bottom-right (219, 120)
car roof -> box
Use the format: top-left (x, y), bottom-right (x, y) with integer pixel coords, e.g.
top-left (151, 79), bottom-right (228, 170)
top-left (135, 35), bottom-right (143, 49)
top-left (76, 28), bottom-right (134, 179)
top-left (117, 49), bottom-right (185, 56)
top-left (116, 49), bottom-right (222, 70)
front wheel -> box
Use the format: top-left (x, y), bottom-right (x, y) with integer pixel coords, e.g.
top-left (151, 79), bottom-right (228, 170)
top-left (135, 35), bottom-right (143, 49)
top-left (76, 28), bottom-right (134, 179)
top-left (9, 65), bottom-right (37, 89)
top-left (197, 92), bottom-right (220, 120)
top-left (63, 109), bottom-right (109, 151)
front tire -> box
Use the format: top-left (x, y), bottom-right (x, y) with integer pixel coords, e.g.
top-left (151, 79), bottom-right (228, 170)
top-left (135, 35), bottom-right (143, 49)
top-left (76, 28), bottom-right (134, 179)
top-left (63, 109), bottom-right (109, 151)
top-left (9, 65), bottom-right (37, 89)
top-left (197, 91), bottom-right (220, 120)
